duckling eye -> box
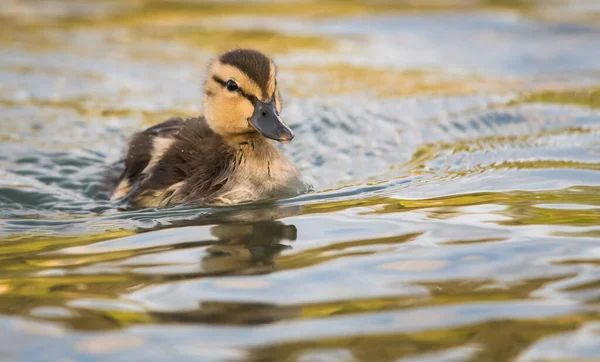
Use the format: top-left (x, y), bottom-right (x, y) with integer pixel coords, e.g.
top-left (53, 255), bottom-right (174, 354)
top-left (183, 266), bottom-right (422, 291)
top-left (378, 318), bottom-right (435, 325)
top-left (226, 80), bottom-right (239, 92)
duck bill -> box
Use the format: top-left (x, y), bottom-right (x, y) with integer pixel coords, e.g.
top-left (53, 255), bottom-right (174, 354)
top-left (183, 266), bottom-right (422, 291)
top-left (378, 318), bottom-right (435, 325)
top-left (249, 99), bottom-right (294, 143)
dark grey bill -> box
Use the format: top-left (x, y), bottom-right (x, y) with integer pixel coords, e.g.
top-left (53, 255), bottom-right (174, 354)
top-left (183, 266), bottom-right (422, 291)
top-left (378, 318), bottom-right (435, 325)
top-left (249, 99), bottom-right (294, 143)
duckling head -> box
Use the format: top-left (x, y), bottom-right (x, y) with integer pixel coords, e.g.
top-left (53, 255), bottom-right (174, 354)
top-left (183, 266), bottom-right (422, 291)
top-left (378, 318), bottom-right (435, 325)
top-left (203, 49), bottom-right (293, 143)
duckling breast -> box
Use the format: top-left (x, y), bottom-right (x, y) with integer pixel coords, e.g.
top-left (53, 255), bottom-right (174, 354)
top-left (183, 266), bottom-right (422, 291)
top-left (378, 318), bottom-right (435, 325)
top-left (209, 141), bottom-right (306, 204)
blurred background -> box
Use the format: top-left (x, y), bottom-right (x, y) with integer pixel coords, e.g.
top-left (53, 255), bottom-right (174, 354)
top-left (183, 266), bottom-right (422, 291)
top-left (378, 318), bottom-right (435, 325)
top-left (0, 1), bottom-right (600, 361)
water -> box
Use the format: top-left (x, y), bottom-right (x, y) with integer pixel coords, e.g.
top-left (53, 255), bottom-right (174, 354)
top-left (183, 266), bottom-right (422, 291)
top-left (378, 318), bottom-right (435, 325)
top-left (1, 1), bottom-right (600, 361)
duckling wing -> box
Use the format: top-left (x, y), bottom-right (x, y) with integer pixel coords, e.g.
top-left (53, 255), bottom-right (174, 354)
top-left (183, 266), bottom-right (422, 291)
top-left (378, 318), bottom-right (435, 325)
top-left (143, 119), bottom-right (236, 205)
top-left (111, 117), bottom-right (236, 207)
top-left (110, 117), bottom-right (187, 203)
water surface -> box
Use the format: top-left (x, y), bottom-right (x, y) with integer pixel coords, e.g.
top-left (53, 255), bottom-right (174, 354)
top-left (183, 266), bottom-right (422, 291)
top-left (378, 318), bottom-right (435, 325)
top-left (1, 1), bottom-right (600, 361)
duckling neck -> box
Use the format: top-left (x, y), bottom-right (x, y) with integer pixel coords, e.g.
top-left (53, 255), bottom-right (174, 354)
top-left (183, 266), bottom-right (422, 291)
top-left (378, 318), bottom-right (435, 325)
top-left (230, 136), bottom-right (282, 166)
top-left (225, 133), bottom-right (267, 153)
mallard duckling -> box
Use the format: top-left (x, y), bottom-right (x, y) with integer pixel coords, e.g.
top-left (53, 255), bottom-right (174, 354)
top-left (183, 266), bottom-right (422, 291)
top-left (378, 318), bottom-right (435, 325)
top-left (110, 49), bottom-right (306, 207)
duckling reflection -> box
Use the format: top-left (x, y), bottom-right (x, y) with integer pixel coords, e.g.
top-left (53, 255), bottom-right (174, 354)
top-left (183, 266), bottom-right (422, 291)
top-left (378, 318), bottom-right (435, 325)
top-left (145, 219), bottom-right (300, 326)
top-left (200, 220), bottom-right (297, 274)
top-left (121, 202), bottom-right (301, 274)
top-left (118, 203), bottom-right (301, 276)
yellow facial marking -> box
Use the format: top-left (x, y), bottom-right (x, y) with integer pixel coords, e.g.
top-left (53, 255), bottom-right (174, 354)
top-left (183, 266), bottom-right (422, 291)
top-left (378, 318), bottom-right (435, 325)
top-left (212, 62), bottom-right (262, 98)
top-left (204, 61), bottom-right (260, 136)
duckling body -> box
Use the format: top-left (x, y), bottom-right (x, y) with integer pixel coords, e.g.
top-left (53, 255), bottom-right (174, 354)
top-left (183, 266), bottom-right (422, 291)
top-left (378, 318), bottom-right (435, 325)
top-left (110, 49), bottom-right (306, 207)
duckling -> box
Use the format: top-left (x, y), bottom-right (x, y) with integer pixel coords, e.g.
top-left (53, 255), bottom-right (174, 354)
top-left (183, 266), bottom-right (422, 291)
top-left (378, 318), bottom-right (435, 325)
top-left (110, 49), bottom-right (306, 207)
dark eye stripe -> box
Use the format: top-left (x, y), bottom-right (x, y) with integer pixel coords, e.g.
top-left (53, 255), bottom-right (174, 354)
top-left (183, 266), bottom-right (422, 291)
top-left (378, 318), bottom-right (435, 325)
top-left (240, 90), bottom-right (257, 105)
top-left (212, 75), bottom-right (227, 87)
top-left (212, 75), bottom-right (257, 105)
